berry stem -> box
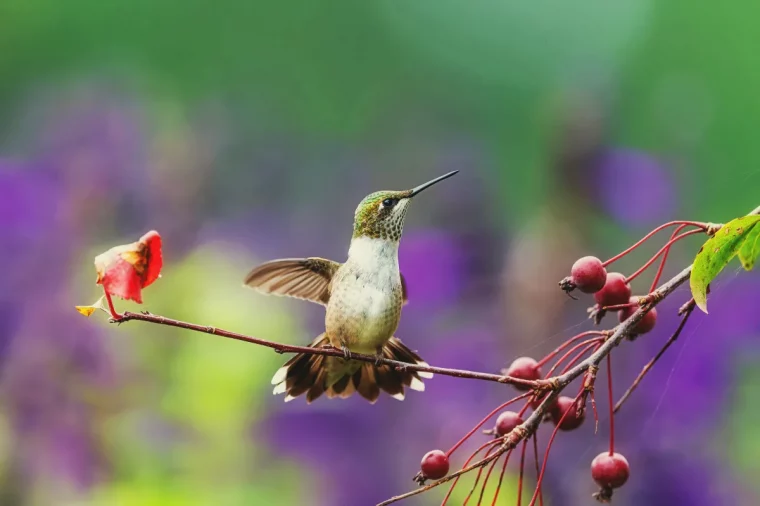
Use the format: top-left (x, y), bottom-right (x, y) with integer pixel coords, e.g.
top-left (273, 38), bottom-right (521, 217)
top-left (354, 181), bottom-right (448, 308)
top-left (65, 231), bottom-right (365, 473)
top-left (602, 221), bottom-right (708, 267)
top-left (463, 445), bottom-right (498, 505)
top-left (624, 228), bottom-right (705, 284)
top-left (103, 288), bottom-right (123, 320)
top-left (492, 442), bottom-right (515, 506)
top-left (607, 354), bottom-right (614, 455)
top-left (476, 449), bottom-right (512, 506)
top-left (532, 435), bottom-right (544, 506)
top-left (446, 392), bottom-right (531, 457)
top-left (614, 300), bottom-right (696, 413)
top-left (536, 331), bottom-right (607, 369)
top-left (545, 338), bottom-right (603, 377)
top-left (559, 341), bottom-right (603, 375)
top-left (527, 392), bottom-right (584, 506)
top-left (515, 439), bottom-right (528, 506)
top-left (649, 224), bottom-right (688, 292)
top-left (601, 302), bottom-right (638, 311)
top-left (441, 440), bottom-right (502, 506)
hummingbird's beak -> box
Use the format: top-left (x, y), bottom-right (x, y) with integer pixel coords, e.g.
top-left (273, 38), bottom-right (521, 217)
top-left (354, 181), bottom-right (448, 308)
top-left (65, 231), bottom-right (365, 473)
top-left (407, 170), bottom-right (459, 197)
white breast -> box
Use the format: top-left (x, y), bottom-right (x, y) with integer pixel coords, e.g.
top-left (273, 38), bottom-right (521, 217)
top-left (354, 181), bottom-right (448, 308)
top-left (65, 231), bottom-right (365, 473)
top-left (346, 236), bottom-right (399, 271)
top-left (327, 237), bottom-right (402, 351)
top-left (344, 237), bottom-right (400, 316)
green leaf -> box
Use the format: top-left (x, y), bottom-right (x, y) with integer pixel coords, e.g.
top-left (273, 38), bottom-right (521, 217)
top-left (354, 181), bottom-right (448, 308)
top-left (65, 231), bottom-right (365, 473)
top-left (738, 225), bottom-right (760, 271)
top-left (691, 215), bottom-right (760, 313)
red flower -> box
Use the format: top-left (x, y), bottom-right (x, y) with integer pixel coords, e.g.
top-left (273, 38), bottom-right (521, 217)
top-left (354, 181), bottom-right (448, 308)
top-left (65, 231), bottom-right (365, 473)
top-left (94, 230), bottom-right (163, 304)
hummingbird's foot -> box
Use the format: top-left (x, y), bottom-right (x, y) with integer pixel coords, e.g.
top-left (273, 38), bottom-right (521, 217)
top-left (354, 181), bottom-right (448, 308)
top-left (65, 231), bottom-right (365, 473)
top-left (340, 344), bottom-right (352, 360)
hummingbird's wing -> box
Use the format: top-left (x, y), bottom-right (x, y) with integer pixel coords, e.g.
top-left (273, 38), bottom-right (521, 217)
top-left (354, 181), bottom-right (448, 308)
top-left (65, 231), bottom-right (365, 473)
top-left (243, 257), bottom-right (341, 305)
top-left (400, 273), bottom-right (409, 305)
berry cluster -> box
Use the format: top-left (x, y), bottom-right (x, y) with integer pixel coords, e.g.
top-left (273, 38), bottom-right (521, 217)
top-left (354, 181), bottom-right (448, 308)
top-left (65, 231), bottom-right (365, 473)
top-left (567, 256), bottom-right (658, 336)
top-left (395, 220), bottom-right (711, 506)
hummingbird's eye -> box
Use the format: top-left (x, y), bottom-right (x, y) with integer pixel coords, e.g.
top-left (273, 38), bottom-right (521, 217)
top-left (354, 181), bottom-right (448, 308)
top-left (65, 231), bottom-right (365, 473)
top-left (382, 198), bottom-right (398, 208)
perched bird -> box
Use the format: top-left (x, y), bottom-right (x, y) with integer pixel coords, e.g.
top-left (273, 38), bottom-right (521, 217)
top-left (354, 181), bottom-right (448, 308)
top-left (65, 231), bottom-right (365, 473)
top-left (244, 171), bottom-right (458, 403)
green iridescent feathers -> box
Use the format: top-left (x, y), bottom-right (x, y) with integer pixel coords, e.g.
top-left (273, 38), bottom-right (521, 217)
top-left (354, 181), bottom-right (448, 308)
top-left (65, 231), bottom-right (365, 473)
top-left (352, 190), bottom-right (411, 241)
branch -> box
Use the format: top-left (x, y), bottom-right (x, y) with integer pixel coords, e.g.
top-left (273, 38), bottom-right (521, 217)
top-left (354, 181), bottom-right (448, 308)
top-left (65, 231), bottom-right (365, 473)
top-left (613, 299), bottom-right (696, 414)
top-left (375, 258), bottom-right (691, 506)
top-left (115, 311), bottom-right (540, 388)
top-left (376, 204), bottom-right (760, 504)
top-left (377, 445), bottom-right (510, 506)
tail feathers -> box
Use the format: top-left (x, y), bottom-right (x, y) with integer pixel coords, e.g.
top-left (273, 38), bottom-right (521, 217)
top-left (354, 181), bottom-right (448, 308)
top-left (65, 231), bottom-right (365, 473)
top-left (384, 337), bottom-right (434, 380)
top-left (270, 336), bottom-right (431, 403)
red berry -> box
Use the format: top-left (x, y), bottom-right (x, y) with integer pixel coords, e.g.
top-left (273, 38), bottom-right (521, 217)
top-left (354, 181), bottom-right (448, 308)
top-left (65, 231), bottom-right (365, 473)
top-left (617, 297), bottom-right (657, 334)
top-left (571, 256), bottom-right (607, 294)
top-left (495, 411), bottom-right (523, 436)
top-left (420, 450), bottom-right (449, 480)
top-left (505, 357), bottom-right (542, 391)
top-left (594, 272), bottom-right (631, 308)
top-left (591, 452), bottom-right (630, 489)
top-left (530, 393), bottom-right (559, 416)
top-left (551, 396), bottom-right (584, 431)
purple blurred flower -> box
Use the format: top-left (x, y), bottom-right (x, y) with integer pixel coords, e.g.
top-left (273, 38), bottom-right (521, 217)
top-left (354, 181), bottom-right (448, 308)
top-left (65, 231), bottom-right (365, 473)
top-left (627, 448), bottom-right (734, 506)
top-left (259, 407), bottom-right (397, 506)
top-left (5, 308), bottom-right (116, 491)
top-left (636, 276), bottom-right (760, 434)
top-left (595, 149), bottom-right (677, 228)
top-left (48, 416), bottom-right (101, 489)
top-left (399, 230), bottom-right (465, 309)
top-left (0, 161), bottom-right (70, 369)
top-left (30, 86), bottom-right (146, 194)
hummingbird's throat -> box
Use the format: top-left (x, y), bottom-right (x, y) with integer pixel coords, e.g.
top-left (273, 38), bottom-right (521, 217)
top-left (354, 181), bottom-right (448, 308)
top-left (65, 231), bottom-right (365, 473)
top-left (347, 236), bottom-right (400, 269)
top-left (352, 200), bottom-right (408, 241)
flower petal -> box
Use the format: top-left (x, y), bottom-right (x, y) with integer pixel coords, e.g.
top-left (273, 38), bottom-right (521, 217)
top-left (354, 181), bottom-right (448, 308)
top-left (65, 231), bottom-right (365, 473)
top-left (97, 255), bottom-right (143, 303)
top-left (93, 230), bottom-right (163, 304)
top-left (138, 230), bottom-right (162, 288)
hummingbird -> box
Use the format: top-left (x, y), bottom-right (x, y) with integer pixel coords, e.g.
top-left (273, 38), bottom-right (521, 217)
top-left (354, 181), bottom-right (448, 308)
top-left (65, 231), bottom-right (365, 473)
top-left (244, 171), bottom-right (458, 403)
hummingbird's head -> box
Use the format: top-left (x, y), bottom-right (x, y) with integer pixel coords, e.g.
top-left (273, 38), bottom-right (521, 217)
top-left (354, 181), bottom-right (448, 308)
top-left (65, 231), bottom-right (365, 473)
top-left (352, 171), bottom-right (458, 242)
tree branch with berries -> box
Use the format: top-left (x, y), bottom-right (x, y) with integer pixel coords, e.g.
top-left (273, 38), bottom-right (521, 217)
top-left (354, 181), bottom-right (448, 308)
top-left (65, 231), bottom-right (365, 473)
top-left (77, 205), bottom-right (760, 505)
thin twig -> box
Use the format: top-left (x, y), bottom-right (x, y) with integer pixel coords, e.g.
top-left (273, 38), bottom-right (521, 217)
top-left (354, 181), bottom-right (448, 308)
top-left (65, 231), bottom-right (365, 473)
top-left (607, 354), bottom-right (614, 454)
top-left (515, 440), bottom-right (528, 506)
top-left (649, 224), bottom-right (689, 292)
top-left (477, 448), bottom-right (512, 506)
top-left (528, 391), bottom-right (585, 506)
top-left (442, 439), bottom-right (500, 506)
top-left (376, 450), bottom-right (507, 506)
top-left (602, 220), bottom-right (708, 267)
top-left (545, 338), bottom-right (603, 377)
top-left (449, 392), bottom-right (531, 456)
top-left (533, 435), bottom-right (543, 506)
top-left (535, 330), bottom-right (607, 369)
top-left (559, 341), bottom-right (602, 375)
top-left (492, 444), bottom-right (513, 506)
top-left (116, 311), bottom-right (538, 388)
top-left (463, 445), bottom-right (498, 505)
top-left (625, 228), bottom-right (705, 284)
top-left (613, 300), bottom-right (696, 414)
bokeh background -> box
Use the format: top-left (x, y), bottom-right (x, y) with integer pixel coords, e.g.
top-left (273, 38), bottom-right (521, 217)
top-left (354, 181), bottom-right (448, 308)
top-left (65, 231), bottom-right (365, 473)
top-left (2, 2), bottom-right (760, 505)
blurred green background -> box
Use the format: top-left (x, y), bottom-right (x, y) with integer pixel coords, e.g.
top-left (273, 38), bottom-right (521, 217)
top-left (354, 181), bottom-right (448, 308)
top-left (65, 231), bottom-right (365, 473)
top-left (1, 1), bottom-right (759, 505)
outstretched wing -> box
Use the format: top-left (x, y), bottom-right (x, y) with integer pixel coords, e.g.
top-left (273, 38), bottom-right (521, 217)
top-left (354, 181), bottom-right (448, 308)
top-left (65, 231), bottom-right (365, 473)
top-left (244, 258), bottom-right (341, 305)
